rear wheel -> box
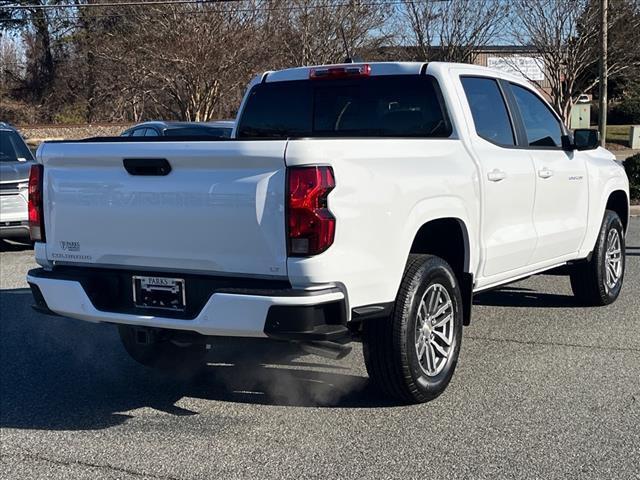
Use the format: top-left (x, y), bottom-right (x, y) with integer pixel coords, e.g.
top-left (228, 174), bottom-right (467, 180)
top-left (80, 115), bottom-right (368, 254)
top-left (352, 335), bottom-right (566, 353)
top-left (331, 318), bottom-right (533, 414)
top-left (118, 325), bottom-right (207, 377)
top-left (569, 210), bottom-right (625, 306)
top-left (362, 254), bottom-right (463, 404)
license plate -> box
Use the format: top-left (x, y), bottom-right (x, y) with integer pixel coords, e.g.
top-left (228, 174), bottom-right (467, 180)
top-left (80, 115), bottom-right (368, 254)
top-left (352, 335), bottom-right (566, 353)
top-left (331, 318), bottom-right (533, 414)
top-left (132, 276), bottom-right (186, 311)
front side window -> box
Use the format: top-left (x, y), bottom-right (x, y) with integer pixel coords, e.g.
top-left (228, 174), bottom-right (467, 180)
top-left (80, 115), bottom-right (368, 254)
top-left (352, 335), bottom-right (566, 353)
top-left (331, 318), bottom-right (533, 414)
top-left (132, 128), bottom-right (146, 136)
top-left (511, 84), bottom-right (563, 148)
top-left (237, 75), bottom-right (451, 139)
top-left (461, 77), bottom-right (515, 147)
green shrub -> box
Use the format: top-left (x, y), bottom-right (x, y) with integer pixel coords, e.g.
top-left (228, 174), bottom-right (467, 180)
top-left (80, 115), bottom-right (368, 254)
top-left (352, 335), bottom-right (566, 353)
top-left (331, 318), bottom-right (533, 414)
top-left (609, 97), bottom-right (640, 125)
top-left (625, 154), bottom-right (640, 200)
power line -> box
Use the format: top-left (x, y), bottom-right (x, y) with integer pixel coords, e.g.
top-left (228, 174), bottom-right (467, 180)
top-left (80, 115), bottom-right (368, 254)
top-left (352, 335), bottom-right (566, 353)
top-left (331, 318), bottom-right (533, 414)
top-left (6, 0), bottom-right (416, 10)
top-left (1, 0), bottom-right (409, 20)
top-left (3, 0), bottom-right (240, 9)
top-left (0, 0), bottom-right (485, 11)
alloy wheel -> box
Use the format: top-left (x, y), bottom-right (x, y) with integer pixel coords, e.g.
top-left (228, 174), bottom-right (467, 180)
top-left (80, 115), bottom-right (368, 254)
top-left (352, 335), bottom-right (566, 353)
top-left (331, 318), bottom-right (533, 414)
top-left (604, 228), bottom-right (623, 292)
top-left (414, 284), bottom-right (454, 377)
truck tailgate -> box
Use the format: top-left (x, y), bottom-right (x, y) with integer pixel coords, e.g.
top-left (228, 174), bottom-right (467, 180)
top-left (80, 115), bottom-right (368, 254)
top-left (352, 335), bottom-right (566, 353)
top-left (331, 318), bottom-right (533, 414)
top-left (39, 140), bottom-right (288, 278)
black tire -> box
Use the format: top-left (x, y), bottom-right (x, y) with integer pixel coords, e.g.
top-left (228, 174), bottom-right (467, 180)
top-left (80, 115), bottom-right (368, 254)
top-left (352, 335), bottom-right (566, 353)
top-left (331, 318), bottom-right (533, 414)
top-left (118, 325), bottom-right (207, 377)
top-left (569, 210), bottom-right (625, 306)
top-left (362, 254), bottom-right (463, 404)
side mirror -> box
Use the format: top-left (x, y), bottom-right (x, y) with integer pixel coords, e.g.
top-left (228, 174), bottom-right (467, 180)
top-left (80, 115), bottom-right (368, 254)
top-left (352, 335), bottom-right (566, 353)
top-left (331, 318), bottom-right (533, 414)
top-left (572, 129), bottom-right (600, 151)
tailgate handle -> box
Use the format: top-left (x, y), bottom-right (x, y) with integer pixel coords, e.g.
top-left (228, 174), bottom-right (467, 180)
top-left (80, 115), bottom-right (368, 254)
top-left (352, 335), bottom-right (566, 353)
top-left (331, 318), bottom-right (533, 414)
top-left (123, 158), bottom-right (171, 176)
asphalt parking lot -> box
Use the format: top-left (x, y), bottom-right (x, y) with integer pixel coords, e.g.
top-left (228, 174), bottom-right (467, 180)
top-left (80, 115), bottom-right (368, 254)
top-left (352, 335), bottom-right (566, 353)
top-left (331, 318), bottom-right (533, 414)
top-left (1, 219), bottom-right (639, 480)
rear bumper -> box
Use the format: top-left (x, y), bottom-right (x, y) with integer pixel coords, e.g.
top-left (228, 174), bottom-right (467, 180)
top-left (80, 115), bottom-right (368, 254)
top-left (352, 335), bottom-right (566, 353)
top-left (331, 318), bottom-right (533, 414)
top-left (27, 268), bottom-right (347, 339)
top-left (0, 191), bottom-right (29, 238)
top-left (0, 221), bottom-right (29, 239)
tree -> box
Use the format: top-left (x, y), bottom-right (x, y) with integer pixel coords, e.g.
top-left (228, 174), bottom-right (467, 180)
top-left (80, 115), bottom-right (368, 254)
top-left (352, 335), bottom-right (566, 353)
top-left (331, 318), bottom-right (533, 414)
top-left (510, 0), bottom-right (640, 121)
top-left (0, 36), bottom-right (32, 123)
top-left (400, 0), bottom-right (508, 63)
top-left (94, 3), bottom-right (267, 121)
top-left (91, 0), bottom-right (391, 121)
top-left (596, 0), bottom-right (640, 98)
top-left (268, 0), bottom-right (392, 67)
top-left (3, 1), bottom-right (56, 103)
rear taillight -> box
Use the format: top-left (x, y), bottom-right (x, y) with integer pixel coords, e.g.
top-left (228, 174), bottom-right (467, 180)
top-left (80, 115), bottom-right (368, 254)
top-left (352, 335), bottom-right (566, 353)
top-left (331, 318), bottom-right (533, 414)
top-left (287, 166), bottom-right (335, 256)
top-left (28, 164), bottom-right (45, 242)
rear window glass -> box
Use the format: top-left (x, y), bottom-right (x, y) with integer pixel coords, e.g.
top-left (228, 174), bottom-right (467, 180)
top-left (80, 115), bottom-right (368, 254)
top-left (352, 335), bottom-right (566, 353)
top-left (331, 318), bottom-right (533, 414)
top-left (237, 75), bottom-right (451, 139)
top-left (0, 130), bottom-right (34, 162)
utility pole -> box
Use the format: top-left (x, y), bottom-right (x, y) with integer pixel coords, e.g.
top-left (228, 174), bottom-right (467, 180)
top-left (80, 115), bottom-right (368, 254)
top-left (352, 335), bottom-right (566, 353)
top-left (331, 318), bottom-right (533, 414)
top-left (598, 0), bottom-right (608, 146)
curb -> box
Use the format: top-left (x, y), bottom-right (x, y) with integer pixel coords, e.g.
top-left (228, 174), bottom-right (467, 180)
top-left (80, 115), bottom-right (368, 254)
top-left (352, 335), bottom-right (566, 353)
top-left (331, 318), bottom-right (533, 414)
top-left (631, 205), bottom-right (640, 217)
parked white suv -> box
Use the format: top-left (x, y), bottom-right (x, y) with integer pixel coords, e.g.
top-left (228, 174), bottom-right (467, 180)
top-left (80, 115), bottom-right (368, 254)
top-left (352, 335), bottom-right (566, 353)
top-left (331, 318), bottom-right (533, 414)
top-left (27, 62), bottom-right (629, 403)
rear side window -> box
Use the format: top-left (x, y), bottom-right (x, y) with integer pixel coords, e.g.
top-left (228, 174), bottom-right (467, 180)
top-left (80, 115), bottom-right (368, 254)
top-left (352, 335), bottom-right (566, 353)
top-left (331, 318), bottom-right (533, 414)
top-left (461, 77), bottom-right (515, 147)
top-left (239, 82), bottom-right (311, 138)
top-left (0, 130), bottom-right (34, 162)
top-left (237, 75), bottom-right (451, 139)
top-left (510, 84), bottom-right (563, 148)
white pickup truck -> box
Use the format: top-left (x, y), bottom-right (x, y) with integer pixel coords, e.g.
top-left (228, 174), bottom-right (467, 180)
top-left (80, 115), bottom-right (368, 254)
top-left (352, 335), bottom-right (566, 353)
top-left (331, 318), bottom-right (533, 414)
top-left (27, 62), bottom-right (629, 403)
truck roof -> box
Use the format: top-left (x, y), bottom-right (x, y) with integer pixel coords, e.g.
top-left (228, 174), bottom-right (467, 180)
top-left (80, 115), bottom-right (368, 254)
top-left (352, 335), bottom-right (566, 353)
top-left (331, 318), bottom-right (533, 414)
top-left (263, 61), bottom-right (528, 85)
top-left (133, 120), bottom-right (234, 129)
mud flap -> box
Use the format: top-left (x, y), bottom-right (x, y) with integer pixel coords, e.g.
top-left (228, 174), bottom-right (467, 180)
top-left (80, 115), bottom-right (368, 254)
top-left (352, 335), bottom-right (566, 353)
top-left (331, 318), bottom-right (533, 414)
top-left (461, 273), bottom-right (474, 326)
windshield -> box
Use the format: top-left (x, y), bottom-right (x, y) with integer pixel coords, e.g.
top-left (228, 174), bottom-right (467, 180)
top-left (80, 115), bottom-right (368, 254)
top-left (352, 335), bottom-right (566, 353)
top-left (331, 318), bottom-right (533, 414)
top-left (0, 130), bottom-right (34, 162)
top-left (237, 75), bottom-right (451, 139)
top-left (165, 127), bottom-right (232, 138)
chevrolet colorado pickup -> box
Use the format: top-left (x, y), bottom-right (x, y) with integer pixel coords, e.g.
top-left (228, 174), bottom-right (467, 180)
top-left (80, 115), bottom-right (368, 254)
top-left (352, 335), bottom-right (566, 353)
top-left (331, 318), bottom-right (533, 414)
top-left (27, 62), bottom-right (630, 403)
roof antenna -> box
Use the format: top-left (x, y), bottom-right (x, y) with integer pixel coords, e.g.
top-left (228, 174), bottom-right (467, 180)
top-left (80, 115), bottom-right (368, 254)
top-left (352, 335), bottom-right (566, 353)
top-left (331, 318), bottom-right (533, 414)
top-left (340, 25), bottom-right (362, 63)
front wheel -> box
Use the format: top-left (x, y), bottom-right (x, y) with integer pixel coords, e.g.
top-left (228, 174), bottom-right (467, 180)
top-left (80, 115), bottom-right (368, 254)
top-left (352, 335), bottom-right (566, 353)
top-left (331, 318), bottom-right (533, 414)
top-left (362, 254), bottom-right (463, 404)
top-left (569, 210), bottom-right (625, 306)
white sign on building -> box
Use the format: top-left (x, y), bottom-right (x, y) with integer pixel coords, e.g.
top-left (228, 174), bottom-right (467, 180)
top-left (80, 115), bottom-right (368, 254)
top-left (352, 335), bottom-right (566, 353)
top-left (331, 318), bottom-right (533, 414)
top-left (487, 56), bottom-right (545, 81)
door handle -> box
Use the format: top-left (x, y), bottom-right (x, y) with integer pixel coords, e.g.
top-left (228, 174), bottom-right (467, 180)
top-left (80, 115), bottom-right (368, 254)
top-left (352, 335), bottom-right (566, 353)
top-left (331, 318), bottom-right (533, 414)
top-left (487, 169), bottom-right (507, 182)
top-left (538, 167), bottom-right (554, 179)
top-left (123, 158), bottom-right (171, 176)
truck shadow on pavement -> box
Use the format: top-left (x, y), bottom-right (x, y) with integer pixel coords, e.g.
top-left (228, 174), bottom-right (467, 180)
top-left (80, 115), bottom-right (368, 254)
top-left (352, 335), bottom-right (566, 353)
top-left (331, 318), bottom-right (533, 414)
top-left (473, 285), bottom-right (579, 308)
top-left (5, 240), bottom-right (636, 431)
top-left (475, 244), bottom-right (638, 307)
top-left (0, 239), bottom-right (33, 252)
top-left (0, 288), bottom-right (397, 432)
